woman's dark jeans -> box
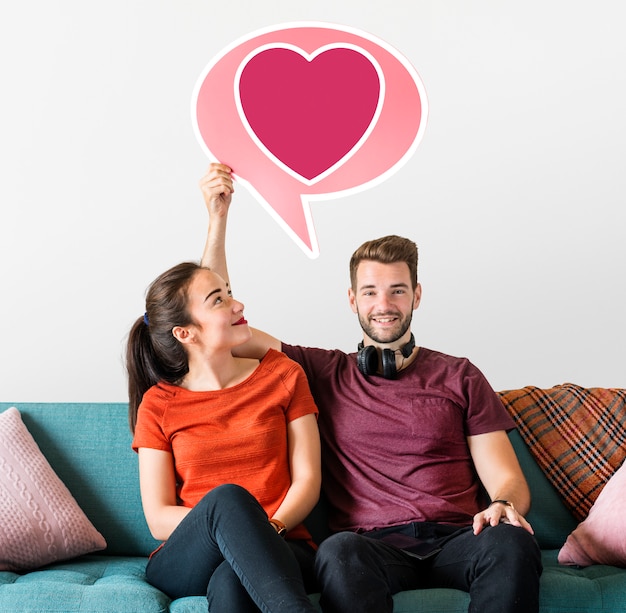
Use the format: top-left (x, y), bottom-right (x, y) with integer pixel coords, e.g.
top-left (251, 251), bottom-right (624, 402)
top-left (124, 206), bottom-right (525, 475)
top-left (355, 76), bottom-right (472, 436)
top-left (146, 484), bottom-right (317, 613)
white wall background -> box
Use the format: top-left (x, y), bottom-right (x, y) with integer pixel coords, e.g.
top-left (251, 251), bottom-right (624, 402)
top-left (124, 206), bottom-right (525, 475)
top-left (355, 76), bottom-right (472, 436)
top-left (1, 0), bottom-right (624, 402)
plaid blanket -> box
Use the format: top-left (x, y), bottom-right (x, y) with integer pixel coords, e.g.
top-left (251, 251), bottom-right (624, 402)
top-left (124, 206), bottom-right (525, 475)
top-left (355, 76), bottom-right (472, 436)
top-left (498, 383), bottom-right (626, 521)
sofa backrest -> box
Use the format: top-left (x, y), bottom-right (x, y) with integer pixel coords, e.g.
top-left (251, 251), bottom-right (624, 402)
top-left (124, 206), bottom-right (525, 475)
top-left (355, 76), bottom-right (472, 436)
top-left (1, 403), bottom-right (579, 555)
top-left (509, 429), bottom-right (577, 549)
top-left (0, 403), bottom-right (159, 557)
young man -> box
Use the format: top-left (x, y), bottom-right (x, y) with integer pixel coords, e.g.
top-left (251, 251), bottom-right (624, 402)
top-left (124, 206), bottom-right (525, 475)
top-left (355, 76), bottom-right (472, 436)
top-left (200, 164), bottom-right (542, 613)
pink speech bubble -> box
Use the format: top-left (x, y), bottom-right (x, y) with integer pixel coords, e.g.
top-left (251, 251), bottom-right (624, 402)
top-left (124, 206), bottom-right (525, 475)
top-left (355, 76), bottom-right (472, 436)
top-left (192, 22), bottom-right (427, 258)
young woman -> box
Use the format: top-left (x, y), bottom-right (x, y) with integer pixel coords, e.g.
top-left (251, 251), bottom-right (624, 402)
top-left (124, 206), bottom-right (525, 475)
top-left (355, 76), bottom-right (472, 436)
top-left (125, 172), bottom-right (321, 613)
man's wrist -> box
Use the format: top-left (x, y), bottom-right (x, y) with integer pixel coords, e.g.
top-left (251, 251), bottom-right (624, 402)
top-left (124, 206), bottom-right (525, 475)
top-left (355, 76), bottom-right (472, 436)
top-left (490, 499), bottom-right (515, 510)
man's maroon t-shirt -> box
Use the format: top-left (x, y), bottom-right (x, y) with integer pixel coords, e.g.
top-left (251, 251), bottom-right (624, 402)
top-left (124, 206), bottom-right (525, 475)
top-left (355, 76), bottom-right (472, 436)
top-left (282, 344), bottom-right (514, 533)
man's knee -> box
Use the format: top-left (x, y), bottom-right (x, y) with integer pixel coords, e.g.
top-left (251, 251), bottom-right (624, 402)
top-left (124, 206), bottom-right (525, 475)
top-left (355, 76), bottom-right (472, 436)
top-left (315, 532), bottom-right (368, 571)
top-left (480, 524), bottom-right (542, 574)
top-left (315, 533), bottom-right (398, 613)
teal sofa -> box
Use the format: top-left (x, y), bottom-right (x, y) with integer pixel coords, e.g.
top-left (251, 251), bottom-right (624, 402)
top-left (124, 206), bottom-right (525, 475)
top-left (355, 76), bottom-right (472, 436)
top-left (1, 400), bottom-right (625, 613)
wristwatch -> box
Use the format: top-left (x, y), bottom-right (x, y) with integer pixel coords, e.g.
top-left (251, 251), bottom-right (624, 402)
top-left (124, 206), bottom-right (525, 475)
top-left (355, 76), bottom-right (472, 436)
top-left (269, 518), bottom-right (287, 537)
top-left (490, 499), bottom-right (515, 510)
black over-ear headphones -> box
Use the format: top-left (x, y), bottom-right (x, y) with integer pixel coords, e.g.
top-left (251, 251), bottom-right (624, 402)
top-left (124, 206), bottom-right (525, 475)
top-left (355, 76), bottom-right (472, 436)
top-left (356, 334), bottom-right (416, 379)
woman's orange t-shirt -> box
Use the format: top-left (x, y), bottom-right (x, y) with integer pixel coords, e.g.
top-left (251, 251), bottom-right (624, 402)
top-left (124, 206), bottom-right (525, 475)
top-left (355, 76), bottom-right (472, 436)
top-left (132, 349), bottom-right (318, 543)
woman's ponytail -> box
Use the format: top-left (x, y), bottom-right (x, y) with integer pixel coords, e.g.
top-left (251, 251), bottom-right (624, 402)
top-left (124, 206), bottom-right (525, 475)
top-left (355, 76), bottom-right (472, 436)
top-left (125, 262), bottom-right (203, 432)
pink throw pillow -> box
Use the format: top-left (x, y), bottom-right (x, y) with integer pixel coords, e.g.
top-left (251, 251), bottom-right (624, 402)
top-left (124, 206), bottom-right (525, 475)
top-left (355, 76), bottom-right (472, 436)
top-left (0, 407), bottom-right (106, 572)
top-left (558, 458), bottom-right (626, 567)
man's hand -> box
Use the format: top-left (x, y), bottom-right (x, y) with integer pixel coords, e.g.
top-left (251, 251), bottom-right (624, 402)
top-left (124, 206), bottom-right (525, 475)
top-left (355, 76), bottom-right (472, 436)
top-left (199, 163), bottom-right (234, 219)
top-left (472, 500), bottom-right (534, 536)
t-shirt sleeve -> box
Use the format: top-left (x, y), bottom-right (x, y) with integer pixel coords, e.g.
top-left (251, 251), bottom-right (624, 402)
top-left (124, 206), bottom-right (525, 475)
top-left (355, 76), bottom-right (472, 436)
top-left (131, 387), bottom-right (172, 453)
top-left (278, 355), bottom-right (319, 424)
top-left (282, 343), bottom-right (308, 370)
top-left (464, 362), bottom-right (515, 436)
top-left (281, 343), bottom-right (339, 385)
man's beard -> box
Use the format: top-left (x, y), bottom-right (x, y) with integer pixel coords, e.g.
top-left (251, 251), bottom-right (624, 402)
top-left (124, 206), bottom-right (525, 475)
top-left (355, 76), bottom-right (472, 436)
top-left (357, 309), bottom-right (413, 345)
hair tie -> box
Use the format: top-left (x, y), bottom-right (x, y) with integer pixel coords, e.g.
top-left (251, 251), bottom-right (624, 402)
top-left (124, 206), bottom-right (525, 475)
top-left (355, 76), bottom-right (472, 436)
top-left (143, 312), bottom-right (149, 326)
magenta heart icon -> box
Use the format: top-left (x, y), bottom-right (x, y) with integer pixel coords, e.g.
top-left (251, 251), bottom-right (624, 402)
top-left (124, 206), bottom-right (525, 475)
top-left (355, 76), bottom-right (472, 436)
top-left (237, 45), bottom-right (383, 184)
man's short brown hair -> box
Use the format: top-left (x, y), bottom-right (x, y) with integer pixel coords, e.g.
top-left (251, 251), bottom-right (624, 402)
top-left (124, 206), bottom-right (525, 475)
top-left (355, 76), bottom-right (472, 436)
top-left (349, 235), bottom-right (418, 291)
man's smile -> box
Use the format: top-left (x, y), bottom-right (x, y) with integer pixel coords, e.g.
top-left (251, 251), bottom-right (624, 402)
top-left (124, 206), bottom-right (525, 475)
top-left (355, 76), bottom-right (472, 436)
top-left (371, 314), bottom-right (400, 324)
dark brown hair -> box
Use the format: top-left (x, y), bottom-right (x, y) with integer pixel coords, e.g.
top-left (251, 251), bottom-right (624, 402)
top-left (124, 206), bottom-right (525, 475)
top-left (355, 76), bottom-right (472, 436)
top-left (349, 235), bottom-right (418, 291)
top-left (126, 262), bottom-right (203, 432)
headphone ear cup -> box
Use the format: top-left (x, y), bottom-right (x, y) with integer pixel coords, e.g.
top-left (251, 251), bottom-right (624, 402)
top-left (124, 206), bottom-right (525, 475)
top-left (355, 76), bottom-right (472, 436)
top-left (357, 345), bottom-right (379, 376)
top-left (381, 349), bottom-right (397, 379)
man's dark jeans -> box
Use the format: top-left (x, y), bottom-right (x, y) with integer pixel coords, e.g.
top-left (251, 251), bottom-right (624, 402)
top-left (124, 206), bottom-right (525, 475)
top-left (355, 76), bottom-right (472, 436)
top-left (315, 521), bottom-right (542, 613)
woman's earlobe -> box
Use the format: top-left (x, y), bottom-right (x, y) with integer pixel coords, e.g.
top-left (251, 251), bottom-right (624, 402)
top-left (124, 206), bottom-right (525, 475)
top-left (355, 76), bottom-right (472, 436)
top-left (172, 326), bottom-right (192, 344)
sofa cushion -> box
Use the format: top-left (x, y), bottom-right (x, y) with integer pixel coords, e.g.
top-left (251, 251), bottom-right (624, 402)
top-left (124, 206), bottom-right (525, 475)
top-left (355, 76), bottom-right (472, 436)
top-left (0, 555), bottom-right (170, 613)
top-left (0, 407), bottom-right (106, 571)
top-left (540, 550), bottom-right (626, 612)
top-left (164, 553), bottom-right (626, 613)
top-left (166, 589), bottom-right (472, 613)
top-left (558, 458), bottom-right (626, 567)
